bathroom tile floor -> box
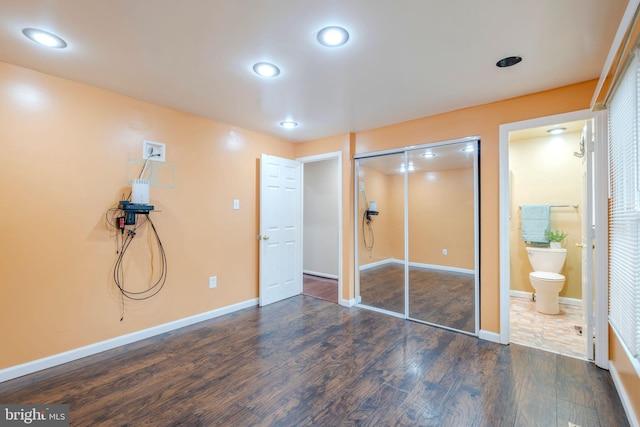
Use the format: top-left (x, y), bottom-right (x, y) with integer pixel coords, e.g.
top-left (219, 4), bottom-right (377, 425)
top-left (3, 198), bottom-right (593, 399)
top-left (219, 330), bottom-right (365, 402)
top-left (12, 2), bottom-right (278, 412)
top-left (510, 296), bottom-right (587, 360)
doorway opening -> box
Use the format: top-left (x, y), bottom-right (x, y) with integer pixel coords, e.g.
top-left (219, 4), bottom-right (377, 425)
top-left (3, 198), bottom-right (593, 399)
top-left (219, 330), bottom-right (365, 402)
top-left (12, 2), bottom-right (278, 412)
top-left (499, 109), bottom-right (608, 366)
top-left (508, 118), bottom-right (588, 359)
top-left (299, 152), bottom-right (342, 305)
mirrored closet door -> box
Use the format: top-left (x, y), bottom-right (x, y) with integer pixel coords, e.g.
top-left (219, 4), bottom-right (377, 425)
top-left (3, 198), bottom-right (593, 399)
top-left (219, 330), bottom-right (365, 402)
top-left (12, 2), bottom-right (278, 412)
top-left (355, 138), bottom-right (479, 334)
top-left (356, 153), bottom-right (405, 315)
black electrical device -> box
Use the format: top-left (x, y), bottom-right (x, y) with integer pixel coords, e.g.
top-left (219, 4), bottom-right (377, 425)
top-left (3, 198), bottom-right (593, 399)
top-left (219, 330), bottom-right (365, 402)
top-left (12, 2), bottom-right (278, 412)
top-left (365, 209), bottom-right (379, 222)
top-left (118, 200), bottom-right (154, 213)
top-left (118, 200), bottom-right (154, 225)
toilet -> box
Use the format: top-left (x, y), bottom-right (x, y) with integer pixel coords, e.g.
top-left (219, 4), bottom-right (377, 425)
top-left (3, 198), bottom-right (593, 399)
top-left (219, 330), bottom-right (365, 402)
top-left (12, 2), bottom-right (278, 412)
top-left (526, 247), bottom-right (567, 314)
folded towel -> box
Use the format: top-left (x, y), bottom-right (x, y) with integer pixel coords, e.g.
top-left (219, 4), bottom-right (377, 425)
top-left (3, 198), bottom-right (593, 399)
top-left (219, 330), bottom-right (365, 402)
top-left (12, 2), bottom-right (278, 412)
top-left (521, 204), bottom-right (550, 244)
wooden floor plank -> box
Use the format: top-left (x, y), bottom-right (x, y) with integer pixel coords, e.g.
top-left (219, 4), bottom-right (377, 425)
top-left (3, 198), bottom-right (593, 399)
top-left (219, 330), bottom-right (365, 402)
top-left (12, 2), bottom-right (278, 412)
top-left (0, 296), bottom-right (629, 426)
top-left (556, 399), bottom-right (601, 427)
top-left (515, 348), bottom-right (558, 426)
top-left (347, 383), bottom-right (409, 426)
top-left (556, 355), bottom-right (597, 410)
top-left (585, 362), bottom-right (631, 427)
top-left (472, 345), bottom-right (523, 427)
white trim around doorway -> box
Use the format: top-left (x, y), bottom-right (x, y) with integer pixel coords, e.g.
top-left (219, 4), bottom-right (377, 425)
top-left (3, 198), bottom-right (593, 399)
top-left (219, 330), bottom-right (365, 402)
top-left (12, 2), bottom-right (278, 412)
top-left (297, 151), bottom-right (345, 306)
top-left (498, 109), bottom-right (609, 368)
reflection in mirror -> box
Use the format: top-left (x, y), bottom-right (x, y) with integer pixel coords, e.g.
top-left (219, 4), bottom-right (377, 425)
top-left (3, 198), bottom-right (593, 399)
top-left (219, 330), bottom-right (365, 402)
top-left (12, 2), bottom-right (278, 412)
top-left (356, 153), bottom-right (405, 315)
top-left (407, 142), bottom-right (477, 332)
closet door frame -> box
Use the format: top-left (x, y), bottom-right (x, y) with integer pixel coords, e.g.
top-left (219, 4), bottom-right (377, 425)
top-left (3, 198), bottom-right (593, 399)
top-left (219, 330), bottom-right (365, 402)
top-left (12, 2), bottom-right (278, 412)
top-left (354, 136), bottom-right (480, 336)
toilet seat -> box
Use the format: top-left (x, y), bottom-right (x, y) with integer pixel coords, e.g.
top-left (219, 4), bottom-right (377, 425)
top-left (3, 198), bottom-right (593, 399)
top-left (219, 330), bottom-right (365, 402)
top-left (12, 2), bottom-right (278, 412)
top-left (530, 271), bottom-right (564, 281)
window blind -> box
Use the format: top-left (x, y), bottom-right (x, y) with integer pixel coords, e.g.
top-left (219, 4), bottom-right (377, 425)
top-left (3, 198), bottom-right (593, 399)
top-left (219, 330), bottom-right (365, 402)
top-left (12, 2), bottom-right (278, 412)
top-left (608, 49), bottom-right (640, 360)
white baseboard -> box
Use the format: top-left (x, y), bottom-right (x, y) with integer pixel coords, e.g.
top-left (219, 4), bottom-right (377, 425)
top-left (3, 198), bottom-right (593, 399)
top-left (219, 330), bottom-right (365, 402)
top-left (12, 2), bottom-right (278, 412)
top-left (340, 298), bottom-right (356, 307)
top-left (407, 261), bottom-right (474, 275)
top-left (478, 330), bottom-right (501, 344)
top-left (610, 360), bottom-right (640, 427)
top-left (509, 290), bottom-right (582, 307)
top-left (510, 290), bottom-right (534, 300)
top-left (559, 296), bottom-right (582, 307)
top-left (303, 270), bottom-right (339, 280)
top-left (0, 298), bottom-right (259, 384)
top-left (356, 303), bottom-right (406, 319)
top-left (360, 258), bottom-right (474, 275)
top-left (359, 258), bottom-right (397, 270)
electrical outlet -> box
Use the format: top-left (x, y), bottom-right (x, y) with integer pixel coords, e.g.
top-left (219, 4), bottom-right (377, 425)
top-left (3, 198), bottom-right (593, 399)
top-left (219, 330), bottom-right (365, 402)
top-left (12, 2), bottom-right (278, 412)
top-left (142, 140), bottom-right (166, 162)
top-left (442, 248), bottom-right (448, 255)
top-left (209, 276), bottom-right (217, 289)
top-left (233, 199), bottom-right (240, 210)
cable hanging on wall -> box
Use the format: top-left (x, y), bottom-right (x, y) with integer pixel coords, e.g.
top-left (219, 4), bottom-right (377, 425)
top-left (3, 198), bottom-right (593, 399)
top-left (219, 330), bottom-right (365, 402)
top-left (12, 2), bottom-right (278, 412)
top-left (105, 155), bottom-right (167, 321)
top-left (360, 188), bottom-right (378, 255)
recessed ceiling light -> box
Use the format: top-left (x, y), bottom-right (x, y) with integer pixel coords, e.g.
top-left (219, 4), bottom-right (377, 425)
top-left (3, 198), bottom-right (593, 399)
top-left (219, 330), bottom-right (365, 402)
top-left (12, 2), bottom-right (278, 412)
top-left (462, 146), bottom-right (474, 153)
top-left (547, 127), bottom-right (567, 135)
top-left (422, 152), bottom-right (436, 158)
top-left (280, 121), bottom-right (299, 129)
top-left (22, 28), bottom-right (67, 48)
top-left (253, 62), bottom-right (280, 78)
top-left (317, 26), bottom-right (349, 47)
top-left (496, 56), bottom-right (522, 68)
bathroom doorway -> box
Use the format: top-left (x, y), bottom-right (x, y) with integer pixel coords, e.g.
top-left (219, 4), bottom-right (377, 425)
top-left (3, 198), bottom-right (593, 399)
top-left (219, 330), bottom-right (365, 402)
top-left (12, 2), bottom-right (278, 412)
top-left (499, 109), bottom-right (608, 366)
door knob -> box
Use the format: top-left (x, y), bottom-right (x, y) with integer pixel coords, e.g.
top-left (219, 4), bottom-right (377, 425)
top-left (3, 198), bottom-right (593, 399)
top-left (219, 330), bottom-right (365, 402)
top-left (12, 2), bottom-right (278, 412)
top-left (575, 243), bottom-right (586, 248)
top-left (257, 234), bottom-right (270, 241)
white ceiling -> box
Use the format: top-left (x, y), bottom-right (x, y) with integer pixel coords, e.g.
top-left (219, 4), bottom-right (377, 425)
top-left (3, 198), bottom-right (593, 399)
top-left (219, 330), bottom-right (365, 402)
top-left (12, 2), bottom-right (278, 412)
top-left (0, 0), bottom-right (628, 143)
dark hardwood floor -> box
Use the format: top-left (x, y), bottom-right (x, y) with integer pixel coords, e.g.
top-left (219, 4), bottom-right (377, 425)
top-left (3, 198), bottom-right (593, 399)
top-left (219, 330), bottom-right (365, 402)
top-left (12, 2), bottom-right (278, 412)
top-left (0, 296), bottom-right (628, 426)
top-left (360, 263), bottom-right (405, 313)
top-left (408, 267), bottom-right (475, 332)
top-left (360, 264), bottom-right (475, 332)
top-left (302, 274), bottom-right (338, 303)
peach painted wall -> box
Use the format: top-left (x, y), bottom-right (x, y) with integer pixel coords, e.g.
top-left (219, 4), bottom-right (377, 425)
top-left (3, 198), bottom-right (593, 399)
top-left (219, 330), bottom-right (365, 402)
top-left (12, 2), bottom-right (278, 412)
top-left (407, 168), bottom-right (475, 270)
top-left (610, 330), bottom-right (640, 425)
top-left (0, 61), bottom-right (294, 370)
top-left (509, 132), bottom-right (583, 299)
top-left (355, 80), bottom-right (597, 333)
top-left (388, 174), bottom-right (405, 260)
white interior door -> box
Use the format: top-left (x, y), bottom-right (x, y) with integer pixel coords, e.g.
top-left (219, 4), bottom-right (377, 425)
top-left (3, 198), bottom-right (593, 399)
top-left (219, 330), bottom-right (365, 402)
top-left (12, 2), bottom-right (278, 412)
top-left (580, 121), bottom-right (595, 360)
top-left (259, 154), bottom-right (302, 306)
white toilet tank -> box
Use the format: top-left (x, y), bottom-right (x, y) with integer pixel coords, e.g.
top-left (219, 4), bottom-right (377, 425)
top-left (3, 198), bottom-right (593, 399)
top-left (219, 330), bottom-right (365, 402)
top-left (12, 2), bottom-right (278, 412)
top-left (526, 247), bottom-right (567, 273)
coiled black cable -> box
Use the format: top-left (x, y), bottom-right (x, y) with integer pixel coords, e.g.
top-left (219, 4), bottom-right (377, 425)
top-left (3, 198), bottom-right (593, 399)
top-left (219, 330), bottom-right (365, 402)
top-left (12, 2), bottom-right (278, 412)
top-left (112, 214), bottom-right (167, 321)
top-left (362, 211), bottom-right (375, 252)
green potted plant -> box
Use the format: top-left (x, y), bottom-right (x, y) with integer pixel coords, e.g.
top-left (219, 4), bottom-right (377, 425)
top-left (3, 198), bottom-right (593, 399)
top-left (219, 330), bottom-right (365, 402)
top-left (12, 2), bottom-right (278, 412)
top-left (546, 230), bottom-right (568, 249)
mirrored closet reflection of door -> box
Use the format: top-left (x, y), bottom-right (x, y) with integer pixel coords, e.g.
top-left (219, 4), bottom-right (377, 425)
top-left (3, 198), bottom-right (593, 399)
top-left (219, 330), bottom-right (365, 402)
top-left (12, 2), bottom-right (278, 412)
top-left (355, 138), bottom-right (479, 335)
